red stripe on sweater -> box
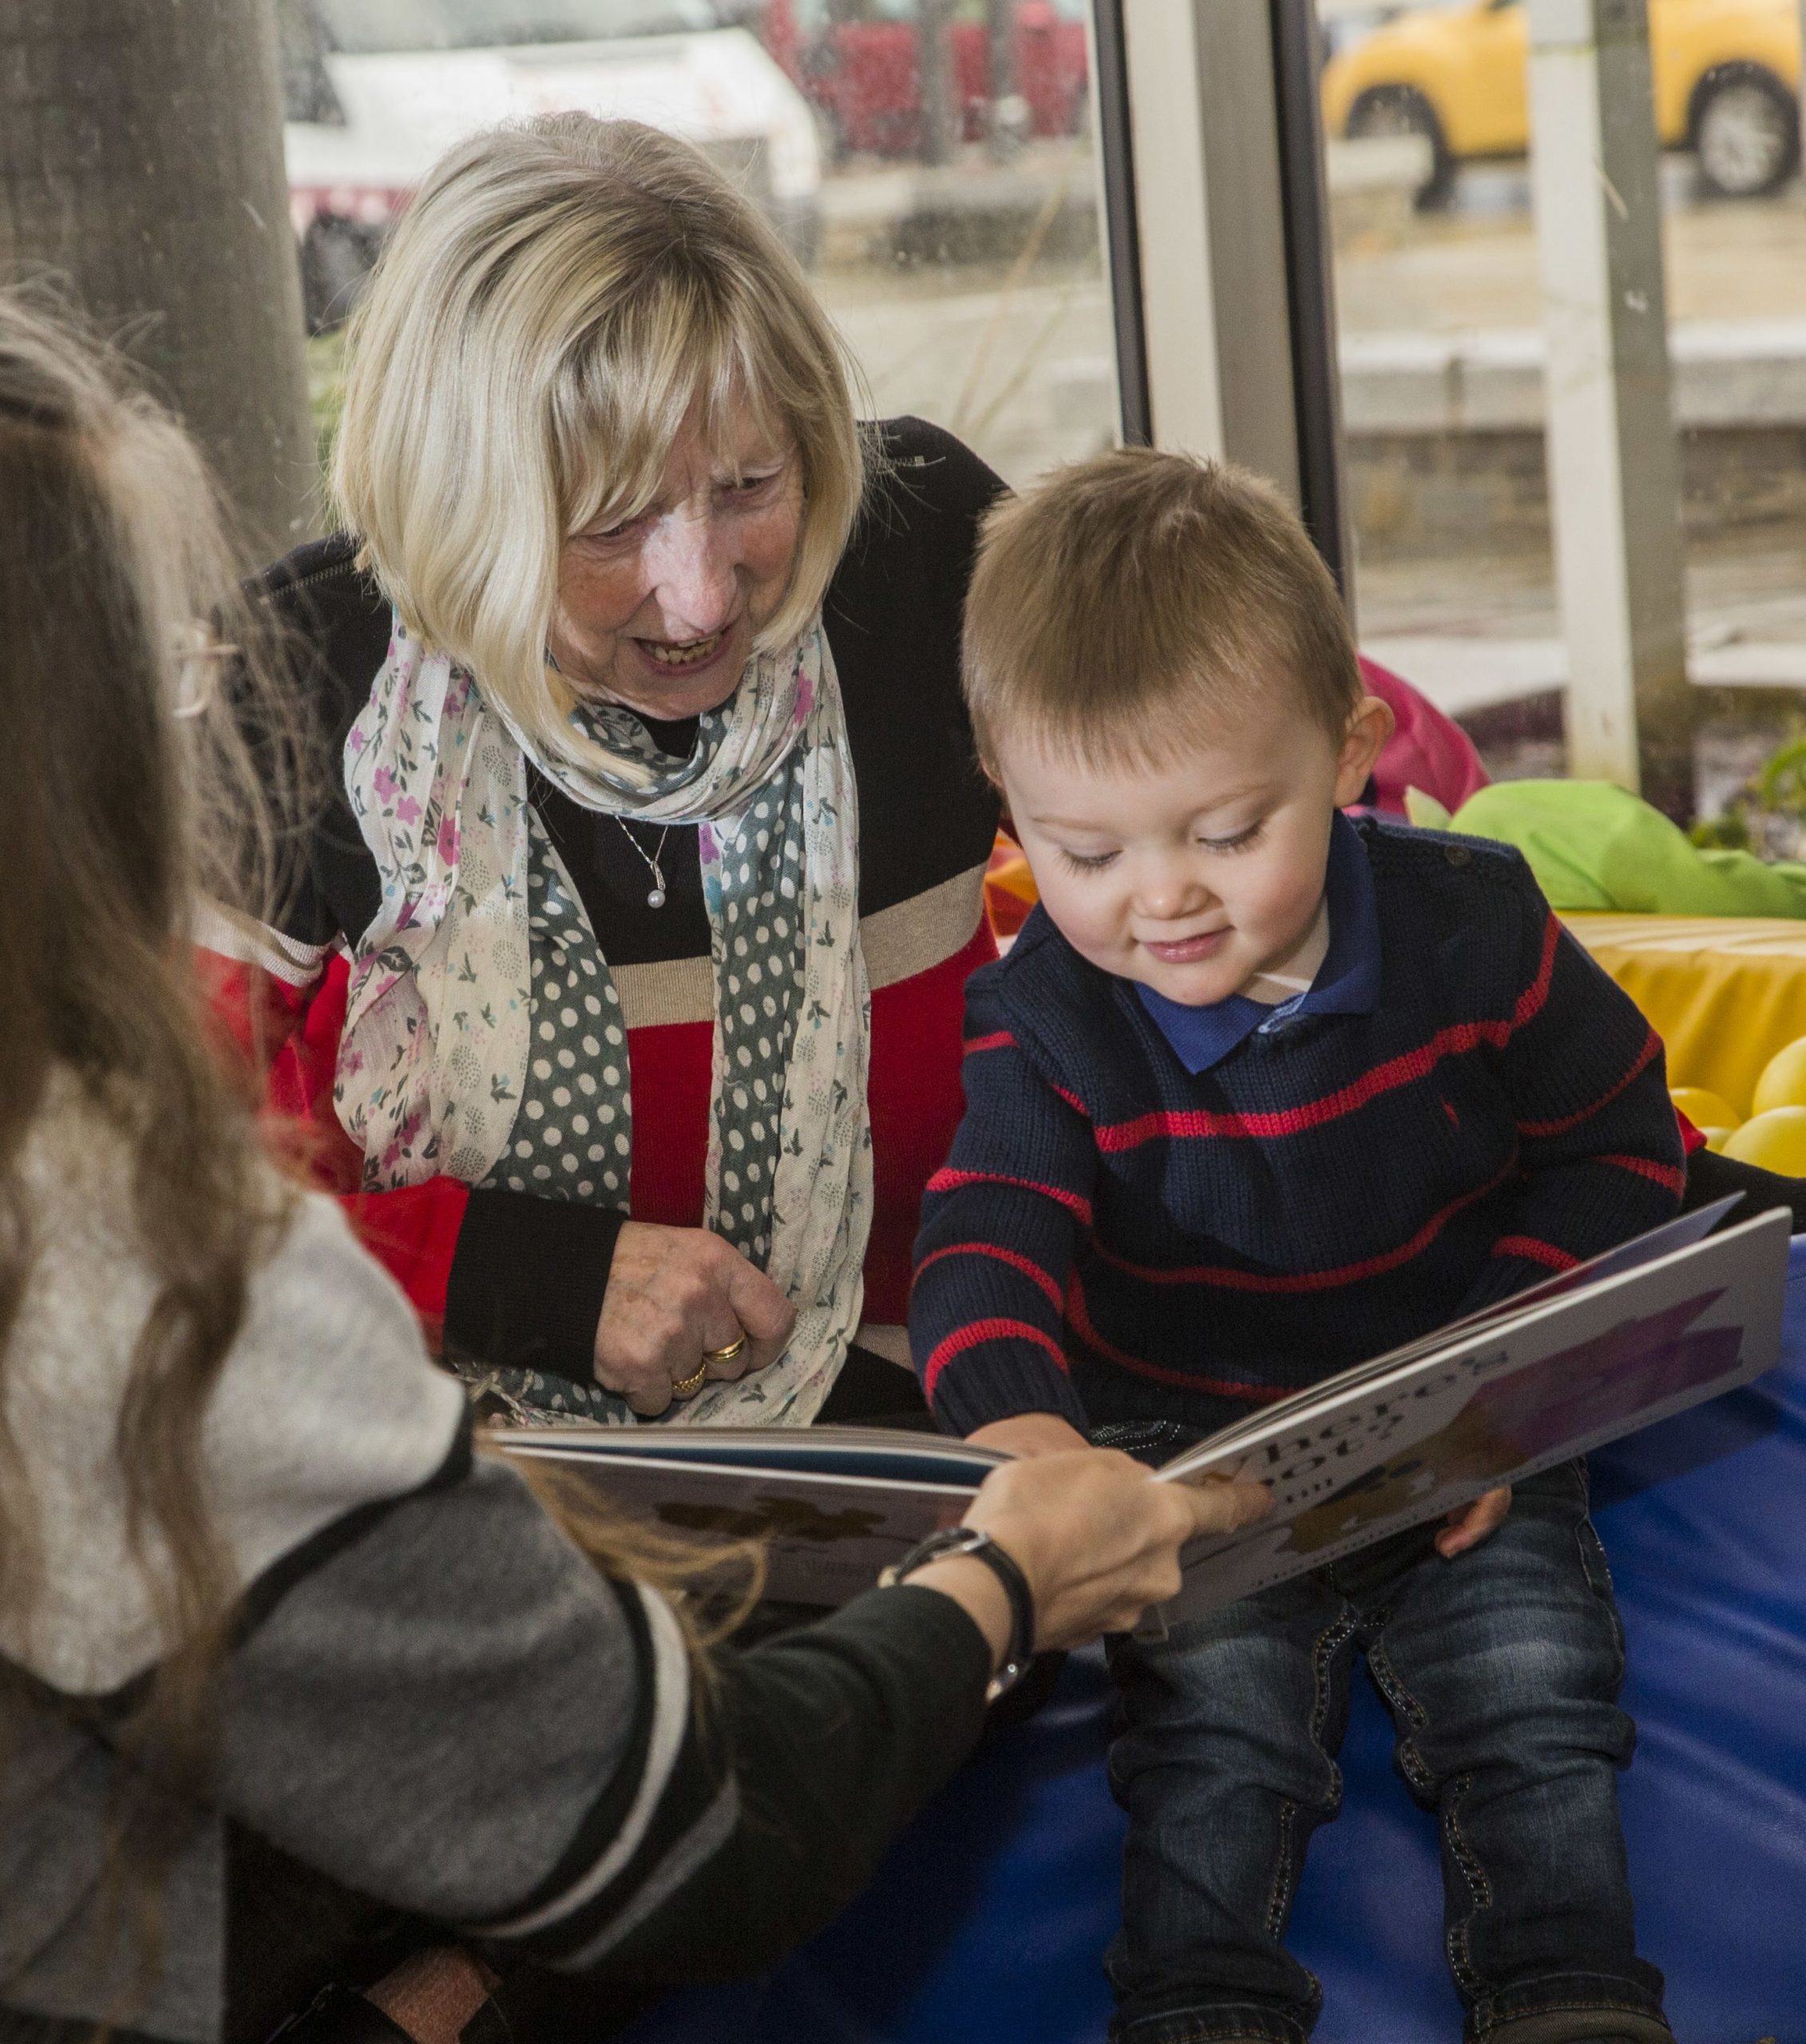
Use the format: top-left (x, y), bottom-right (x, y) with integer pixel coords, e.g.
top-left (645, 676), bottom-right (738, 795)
top-left (1512, 913), bottom-right (1562, 1029)
top-left (961, 1028), bottom-right (1089, 1116)
top-left (1087, 915), bottom-right (1568, 1155)
top-left (925, 1167), bottom-right (1093, 1226)
top-left (1088, 1166), bottom-right (1515, 1293)
top-left (1491, 1235), bottom-right (1578, 1272)
top-left (1063, 1278), bottom-right (1294, 1403)
top-left (1600, 1151), bottom-right (1687, 1196)
top-left (1091, 1021), bottom-right (1505, 1151)
top-left (915, 1241), bottom-right (1065, 1313)
top-left (1516, 1028), bottom-right (1661, 1140)
top-left (923, 1317), bottom-right (1069, 1399)
top-left (964, 1030), bottom-right (1016, 1056)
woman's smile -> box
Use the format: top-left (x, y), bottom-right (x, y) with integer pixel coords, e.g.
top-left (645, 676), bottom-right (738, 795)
top-left (637, 628), bottom-right (727, 671)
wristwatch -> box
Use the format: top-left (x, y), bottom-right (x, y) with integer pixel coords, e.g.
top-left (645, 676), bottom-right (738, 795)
top-left (879, 1525), bottom-right (1036, 1702)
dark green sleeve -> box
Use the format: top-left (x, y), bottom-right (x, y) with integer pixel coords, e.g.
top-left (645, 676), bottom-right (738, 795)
top-left (497, 1583), bottom-right (993, 2024)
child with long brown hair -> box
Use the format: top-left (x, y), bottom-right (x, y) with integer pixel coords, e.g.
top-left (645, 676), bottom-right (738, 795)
top-left (0, 297), bottom-right (1265, 2044)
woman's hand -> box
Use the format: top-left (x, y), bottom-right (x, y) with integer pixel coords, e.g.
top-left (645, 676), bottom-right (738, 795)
top-left (921, 1450), bottom-right (1272, 1657)
top-left (594, 1221), bottom-right (796, 1416)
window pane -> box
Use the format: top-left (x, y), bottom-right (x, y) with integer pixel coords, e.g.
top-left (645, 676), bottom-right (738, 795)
top-left (290, 0), bottom-right (1117, 491)
top-left (1662, 17), bottom-right (1806, 842)
top-left (1324, 0), bottom-right (1806, 819)
top-left (1321, 0), bottom-right (1566, 785)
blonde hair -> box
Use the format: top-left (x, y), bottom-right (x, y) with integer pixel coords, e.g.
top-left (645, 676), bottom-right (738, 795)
top-left (962, 447), bottom-right (1362, 772)
top-left (332, 115), bottom-right (865, 772)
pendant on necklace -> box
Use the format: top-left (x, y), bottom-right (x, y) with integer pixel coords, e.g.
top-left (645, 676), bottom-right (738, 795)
top-left (616, 817), bottom-right (671, 909)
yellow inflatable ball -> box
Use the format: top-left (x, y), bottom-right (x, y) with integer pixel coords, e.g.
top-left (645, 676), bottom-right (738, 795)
top-left (1724, 1106), bottom-right (1806, 1176)
top-left (1669, 1086), bottom-right (1743, 1131)
top-left (1697, 1126), bottom-right (1738, 1155)
top-left (1751, 1036), bottom-right (1806, 1118)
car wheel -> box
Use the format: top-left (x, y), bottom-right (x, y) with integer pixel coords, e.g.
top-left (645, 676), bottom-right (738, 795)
top-left (299, 216), bottom-right (379, 336)
top-left (1346, 84), bottom-right (1455, 211)
top-left (1692, 65), bottom-right (1800, 200)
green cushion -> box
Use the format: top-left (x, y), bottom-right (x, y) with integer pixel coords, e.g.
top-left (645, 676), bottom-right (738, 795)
top-left (1425, 778), bottom-right (1806, 919)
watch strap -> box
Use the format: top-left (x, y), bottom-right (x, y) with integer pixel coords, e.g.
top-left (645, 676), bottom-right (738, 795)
top-left (880, 1526), bottom-right (1036, 1701)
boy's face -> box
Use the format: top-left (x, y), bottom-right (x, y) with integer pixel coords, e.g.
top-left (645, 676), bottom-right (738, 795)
top-left (996, 687), bottom-right (1392, 1008)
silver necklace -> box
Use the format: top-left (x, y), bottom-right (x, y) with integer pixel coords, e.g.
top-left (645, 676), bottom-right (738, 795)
top-left (616, 818), bottom-right (673, 908)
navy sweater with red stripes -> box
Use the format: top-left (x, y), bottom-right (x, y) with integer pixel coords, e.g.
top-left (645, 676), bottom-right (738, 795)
top-left (909, 818), bottom-right (1685, 1440)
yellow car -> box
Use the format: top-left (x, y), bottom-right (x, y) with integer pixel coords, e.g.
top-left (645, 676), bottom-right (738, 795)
top-left (1322, 0), bottom-right (1802, 203)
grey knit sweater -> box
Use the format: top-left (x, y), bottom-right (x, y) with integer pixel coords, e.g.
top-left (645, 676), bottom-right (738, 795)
top-left (0, 1097), bottom-right (992, 2043)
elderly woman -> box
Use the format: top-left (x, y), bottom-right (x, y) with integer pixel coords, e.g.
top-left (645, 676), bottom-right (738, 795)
top-left (206, 113), bottom-right (1005, 1428)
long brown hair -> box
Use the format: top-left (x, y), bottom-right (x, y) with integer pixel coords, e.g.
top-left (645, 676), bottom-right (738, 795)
top-left (0, 294), bottom-right (302, 1999)
top-left (0, 298), bottom-right (756, 2014)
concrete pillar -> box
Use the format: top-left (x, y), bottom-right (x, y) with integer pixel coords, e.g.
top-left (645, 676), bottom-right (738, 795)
top-left (1529, 0), bottom-right (1693, 816)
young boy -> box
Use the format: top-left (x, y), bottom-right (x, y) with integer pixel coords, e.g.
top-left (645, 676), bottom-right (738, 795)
top-left (912, 449), bottom-right (1683, 2044)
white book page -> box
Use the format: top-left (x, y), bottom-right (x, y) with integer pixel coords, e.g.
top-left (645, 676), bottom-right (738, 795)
top-left (1152, 1208), bottom-right (1788, 1624)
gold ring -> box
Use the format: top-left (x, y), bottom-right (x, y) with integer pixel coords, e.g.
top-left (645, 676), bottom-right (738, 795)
top-left (702, 1333), bottom-right (747, 1366)
top-left (670, 1362), bottom-right (710, 1398)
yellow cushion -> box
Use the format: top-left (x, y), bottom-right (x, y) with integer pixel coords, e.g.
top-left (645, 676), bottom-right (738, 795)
top-left (1566, 913), bottom-right (1806, 1119)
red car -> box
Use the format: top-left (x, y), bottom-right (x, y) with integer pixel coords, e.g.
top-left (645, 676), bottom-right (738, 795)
top-left (762, 0), bottom-right (1089, 157)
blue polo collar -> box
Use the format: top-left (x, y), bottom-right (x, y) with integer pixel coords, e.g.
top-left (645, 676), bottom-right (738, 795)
top-left (1135, 812), bottom-right (1381, 1075)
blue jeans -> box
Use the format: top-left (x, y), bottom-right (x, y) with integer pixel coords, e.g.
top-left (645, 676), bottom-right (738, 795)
top-left (1103, 1463), bottom-right (1668, 2044)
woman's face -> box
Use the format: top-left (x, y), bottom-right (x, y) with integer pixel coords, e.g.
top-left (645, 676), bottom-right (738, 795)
top-left (549, 410), bottom-right (804, 722)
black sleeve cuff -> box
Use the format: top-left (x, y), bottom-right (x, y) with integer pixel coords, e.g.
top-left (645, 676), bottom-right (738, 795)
top-left (1452, 1250), bottom-right (1551, 1320)
top-left (444, 1188), bottom-right (626, 1380)
top-left (1683, 1144), bottom-right (1806, 1233)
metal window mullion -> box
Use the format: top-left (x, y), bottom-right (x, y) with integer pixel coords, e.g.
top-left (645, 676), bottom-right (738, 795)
top-left (1269, 0), bottom-right (1355, 607)
top-left (1089, 0), bottom-right (1154, 446)
top-left (1092, 0), bottom-right (1351, 608)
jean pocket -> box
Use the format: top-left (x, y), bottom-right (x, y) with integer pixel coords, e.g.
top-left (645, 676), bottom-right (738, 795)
top-left (1574, 1515), bottom-right (1629, 1684)
top-left (1091, 1418), bottom-right (1203, 1464)
top-left (1513, 1455), bottom-right (1590, 1518)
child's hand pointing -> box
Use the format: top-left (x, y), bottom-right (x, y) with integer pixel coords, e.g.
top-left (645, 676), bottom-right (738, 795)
top-left (1436, 1485), bottom-right (1513, 1559)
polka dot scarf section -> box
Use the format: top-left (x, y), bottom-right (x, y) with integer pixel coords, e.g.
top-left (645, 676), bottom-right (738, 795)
top-left (478, 814), bottom-right (630, 1206)
top-left (703, 757), bottom-right (805, 1270)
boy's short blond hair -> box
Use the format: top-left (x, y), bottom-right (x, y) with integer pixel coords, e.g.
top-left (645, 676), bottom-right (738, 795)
top-left (962, 447), bottom-right (1362, 771)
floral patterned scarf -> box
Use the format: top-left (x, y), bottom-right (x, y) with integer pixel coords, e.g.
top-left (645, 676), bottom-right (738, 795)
top-left (335, 612), bottom-right (872, 1427)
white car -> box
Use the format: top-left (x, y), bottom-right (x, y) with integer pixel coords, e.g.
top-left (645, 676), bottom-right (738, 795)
top-left (279, 0), bottom-right (823, 328)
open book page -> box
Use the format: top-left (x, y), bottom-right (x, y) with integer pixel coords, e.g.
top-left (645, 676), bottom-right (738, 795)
top-left (1151, 1206), bottom-right (1789, 1624)
top-left (489, 1205), bottom-right (1787, 1616)
top-left (1157, 1195), bottom-right (1743, 1476)
top-left (496, 1428), bottom-right (1002, 1604)
top-left (500, 1427), bottom-right (1005, 1484)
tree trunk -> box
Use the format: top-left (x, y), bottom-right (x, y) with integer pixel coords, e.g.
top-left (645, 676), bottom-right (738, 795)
top-left (0, 0), bottom-right (317, 564)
